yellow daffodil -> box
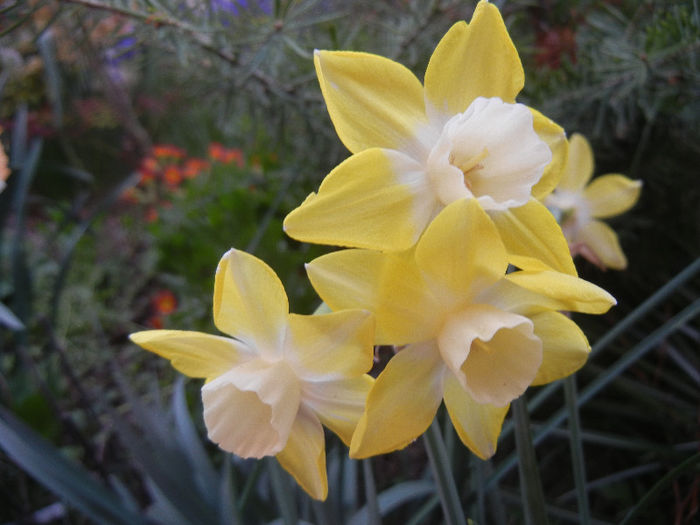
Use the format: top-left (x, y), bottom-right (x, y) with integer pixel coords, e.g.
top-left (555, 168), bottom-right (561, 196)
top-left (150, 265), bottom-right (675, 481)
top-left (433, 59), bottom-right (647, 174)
top-left (285, 0), bottom-right (575, 275)
top-left (545, 133), bottom-right (642, 270)
top-left (306, 199), bottom-right (615, 459)
top-left (130, 249), bottom-right (375, 500)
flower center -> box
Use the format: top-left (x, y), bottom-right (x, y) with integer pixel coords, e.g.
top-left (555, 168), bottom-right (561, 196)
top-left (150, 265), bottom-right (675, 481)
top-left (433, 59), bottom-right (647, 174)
top-left (202, 358), bottom-right (301, 458)
top-left (545, 189), bottom-right (590, 240)
top-left (437, 304), bottom-right (543, 407)
top-left (427, 97), bottom-right (552, 211)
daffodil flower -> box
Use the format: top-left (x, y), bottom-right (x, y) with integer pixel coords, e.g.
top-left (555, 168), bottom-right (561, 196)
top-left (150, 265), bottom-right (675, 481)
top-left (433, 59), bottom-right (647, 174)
top-left (545, 133), bottom-right (642, 270)
top-left (130, 249), bottom-right (375, 500)
top-left (285, 0), bottom-right (575, 275)
top-left (306, 200), bottom-right (615, 459)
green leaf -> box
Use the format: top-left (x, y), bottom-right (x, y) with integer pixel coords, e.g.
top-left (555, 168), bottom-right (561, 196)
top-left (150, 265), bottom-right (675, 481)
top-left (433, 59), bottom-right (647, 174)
top-left (0, 405), bottom-right (147, 525)
top-left (0, 301), bottom-right (24, 331)
top-left (512, 397), bottom-right (549, 525)
top-left (349, 480), bottom-right (435, 525)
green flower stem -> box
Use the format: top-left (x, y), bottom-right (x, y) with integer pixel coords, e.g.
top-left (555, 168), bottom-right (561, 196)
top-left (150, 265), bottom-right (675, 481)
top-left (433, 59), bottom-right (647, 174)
top-left (423, 418), bottom-right (467, 525)
top-left (362, 459), bottom-right (381, 525)
top-left (512, 397), bottom-right (549, 525)
top-left (563, 375), bottom-right (591, 525)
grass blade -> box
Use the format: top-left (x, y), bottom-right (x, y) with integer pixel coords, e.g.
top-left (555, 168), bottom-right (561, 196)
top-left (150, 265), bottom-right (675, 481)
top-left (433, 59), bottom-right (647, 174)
top-left (0, 405), bottom-right (147, 525)
top-left (563, 376), bottom-right (591, 525)
top-left (619, 452), bottom-right (700, 525)
top-left (512, 397), bottom-right (549, 525)
top-left (423, 418), bottom-right (467, 525)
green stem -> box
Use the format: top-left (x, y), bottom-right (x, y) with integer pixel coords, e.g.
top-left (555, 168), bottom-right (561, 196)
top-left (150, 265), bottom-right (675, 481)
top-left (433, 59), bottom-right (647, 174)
top-left (362, 459), bottom-right (381, 525)
top-left (512, 397), bottom-right (549, 525)
top-left (563, 376), bottom-right (591, 525)
top-left (423, 419), bottom-right (467, 525)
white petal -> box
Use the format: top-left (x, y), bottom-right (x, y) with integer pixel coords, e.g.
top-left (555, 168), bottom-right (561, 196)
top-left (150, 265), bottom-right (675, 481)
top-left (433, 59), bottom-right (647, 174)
top-left (202, 359), bottom-right (301, 458)
top-left (438, 304), bottom-right (542, 406)
top-left (427, 97), bottom-right (551, 210)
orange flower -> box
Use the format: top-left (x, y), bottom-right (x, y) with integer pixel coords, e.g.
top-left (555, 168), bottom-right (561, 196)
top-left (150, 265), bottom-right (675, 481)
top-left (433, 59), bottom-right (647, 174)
top-left (163, 165), bottom-right (182, 187)
top-left (183, 158), bottom-right (210, 179)
top-left (152, 289), bottom-right (177, 315)
top-left (138, 157), bottom-right (159, 184)
top-left (153, 144), bottom-right (186, 159)
top-left (209, 142), bottom-right (244, 167)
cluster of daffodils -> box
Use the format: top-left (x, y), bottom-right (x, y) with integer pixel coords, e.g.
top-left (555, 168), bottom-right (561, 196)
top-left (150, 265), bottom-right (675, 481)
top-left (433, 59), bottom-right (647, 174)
top-left (130, 1), bottom-right (640, 501)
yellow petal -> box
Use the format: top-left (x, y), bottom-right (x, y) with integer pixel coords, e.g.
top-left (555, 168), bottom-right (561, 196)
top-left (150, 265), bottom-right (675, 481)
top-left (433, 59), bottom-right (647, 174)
top-left (578, 220), bottom-right (628, 270)
top-left (443, 372), bottom-right (509, 459)
top-left (424, 2), bottom-right (523, 123)
top-left (490, 198), bottom-right (578, 276)
top-left (350, 341), bottom-right (445, 458)
top-left (438, 305), bottom-right (541, 407)
top-left (505, 270), bottom-right (617, 314)
top-left (530, 109), bottom-right (568, 200)
top-left (285, 310), bottom-right (374, 381)
top-left (306, 249), bottom-right (442, 345)
top-left (129, 330), bottom-right (252, 379)
top-left (416, 199), bottom-right (507, 300)
top-left (276, 406), bottom-right (327, 500)
top-left (202, 359), bottom-right (301, 458)
top-left (530, 311), bottom-right (590, 386)
top-left (213, 249), bottom-right (288, 360)
top-left (283, 148), bottom-right (438, 251)
top-left (558, 133), bottom-right (593, 192)
top-left (584, 175), bottom-right (642, 219)
top-left (315, 50), bottom-right (428, 155)
top-left (304, 375), bottom-right (374, 446)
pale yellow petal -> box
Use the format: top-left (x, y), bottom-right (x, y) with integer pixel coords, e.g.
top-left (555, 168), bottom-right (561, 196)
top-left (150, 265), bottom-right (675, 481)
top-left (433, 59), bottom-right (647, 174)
top-left (315, 50), bottom-right (428, 155)
top-left (584, 175), bottom-right (642, 219)
top-left (530, 109), bottom-right (568, 200)
top-left (490, 198), bottom-right (578, 276)
top-left (415, 199), bottom-right (507, 300)
top-left (285, 310), bottom-right (374, 381)
top-left (578, 220), bottom-right (628, 270)
top-left (306, 250), bottom-right (442, 345)
top-left (213, 249), bottom-right (288, 360)
top-left (558, 133), bottom-right (593, 192)
top-left (443, 372), bottom-right (509, 459)
top-left (202, 359), bottom-right (301, 458)
top-left (424, 2), bottom-right (523, 123)
top-left (283, 148), bottom-right (438, 251)
top-left (438, 305), bottom-right (541, 406)
top-left (505, 270), bottom-right (617, 314)
top-left (303, 375), bottom-right (374, 446)
top-left (129, 330), bottom-right (252, 380)
top-left (530, 311), bottom-right (590, 386)
top-left (350, 341), bottom-right (445, 458)
top-left (276, 406), bottom-right (327, 500)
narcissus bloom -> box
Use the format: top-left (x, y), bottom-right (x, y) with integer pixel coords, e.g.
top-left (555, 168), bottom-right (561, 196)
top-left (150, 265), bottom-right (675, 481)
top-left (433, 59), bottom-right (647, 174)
top-left (130, 249), bottom-right (375, 500)
top-left (306, 200), bottom-right (615, 459)
top-left (285, 0), bottom-right (575, 275)
top-left (545, 134), bottom-right (642, 270)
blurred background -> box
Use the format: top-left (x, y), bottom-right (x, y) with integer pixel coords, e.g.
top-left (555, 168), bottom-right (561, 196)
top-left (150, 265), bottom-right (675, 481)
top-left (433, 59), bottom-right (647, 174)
top-left (0, 1), bottom-right (698, 523)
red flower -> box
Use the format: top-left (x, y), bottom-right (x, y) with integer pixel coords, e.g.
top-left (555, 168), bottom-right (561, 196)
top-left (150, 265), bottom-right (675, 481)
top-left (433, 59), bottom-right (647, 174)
top-left (151, 289), bottom-right (177, 315)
